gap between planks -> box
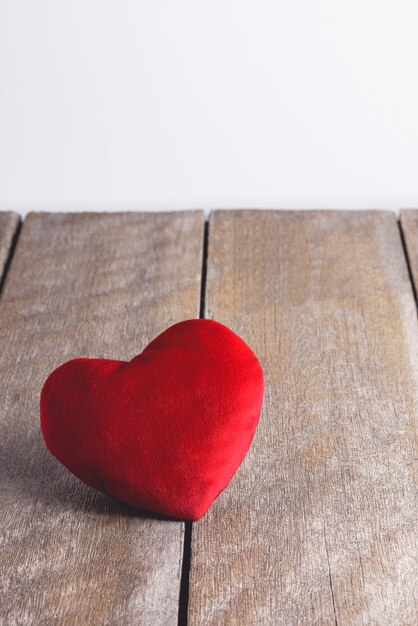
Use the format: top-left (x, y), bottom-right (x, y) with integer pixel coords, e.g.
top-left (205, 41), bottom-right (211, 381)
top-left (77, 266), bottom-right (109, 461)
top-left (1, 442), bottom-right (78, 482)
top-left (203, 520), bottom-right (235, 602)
top-left (0, 212), bottom-right (21, 297)
top-left (178, 218), bottom-right (210, 626)
top-left (399, 212), bottom-right (418, 306)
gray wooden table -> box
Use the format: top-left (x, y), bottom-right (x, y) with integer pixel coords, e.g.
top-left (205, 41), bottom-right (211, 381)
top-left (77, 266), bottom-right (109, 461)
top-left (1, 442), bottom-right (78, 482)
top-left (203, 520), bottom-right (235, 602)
top-left (0, 210), bottom-right (417, 625)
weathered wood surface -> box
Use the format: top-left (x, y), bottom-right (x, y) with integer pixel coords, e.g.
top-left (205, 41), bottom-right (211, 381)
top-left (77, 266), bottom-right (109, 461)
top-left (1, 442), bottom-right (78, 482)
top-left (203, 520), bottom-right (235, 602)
top-left (0, 212), bottom-right (20, 285)
top-left (400, 210), bottom-right (418, 296)
top-left (189, 210), bottom-right (418, 625)
top-left (0, 211), bottom-right (204, 625)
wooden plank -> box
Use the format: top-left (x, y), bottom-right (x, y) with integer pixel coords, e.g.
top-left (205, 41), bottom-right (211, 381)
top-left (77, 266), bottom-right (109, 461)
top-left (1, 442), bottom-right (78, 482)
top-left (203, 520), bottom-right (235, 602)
top-left (400, 209), bottom-right (418, 296)
top-left (0, 211), bottom-right (20, 285)
top-left (189, 210), bottom-right (418, 625)
top-left (0, 211), bottom-right (204, 625)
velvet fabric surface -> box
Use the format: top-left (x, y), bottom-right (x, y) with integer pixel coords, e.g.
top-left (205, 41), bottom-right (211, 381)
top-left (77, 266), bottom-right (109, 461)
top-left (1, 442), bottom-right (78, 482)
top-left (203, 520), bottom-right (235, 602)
top-left (40, 319), bottom-right (264, 520)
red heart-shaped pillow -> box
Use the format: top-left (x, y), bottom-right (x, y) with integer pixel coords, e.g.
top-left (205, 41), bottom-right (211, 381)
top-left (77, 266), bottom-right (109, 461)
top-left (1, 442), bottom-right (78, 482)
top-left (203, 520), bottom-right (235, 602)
top-left (40, 319), bottom-right (264, 520)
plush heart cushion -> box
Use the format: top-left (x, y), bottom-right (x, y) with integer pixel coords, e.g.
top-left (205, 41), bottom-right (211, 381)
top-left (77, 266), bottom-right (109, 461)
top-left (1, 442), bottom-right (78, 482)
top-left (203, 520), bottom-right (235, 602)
top-left (40, 319), bottom-right (264, 520)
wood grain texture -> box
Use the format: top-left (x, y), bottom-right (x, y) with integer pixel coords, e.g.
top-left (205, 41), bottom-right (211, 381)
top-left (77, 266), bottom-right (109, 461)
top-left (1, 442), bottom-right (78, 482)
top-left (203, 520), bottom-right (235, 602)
top-left (0, 212), bottom-right (20, 285)
top-left (400, 210), bottom-right (418, 296)
top-left (0, 211), bottom-right (204, 626)
top-left (189, 210), bottom-right (418, 626)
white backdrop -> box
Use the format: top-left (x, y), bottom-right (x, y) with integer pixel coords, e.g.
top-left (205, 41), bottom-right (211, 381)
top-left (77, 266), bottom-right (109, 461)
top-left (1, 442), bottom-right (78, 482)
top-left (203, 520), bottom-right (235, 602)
top-left (1, 1), bottom-right (417, 216)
